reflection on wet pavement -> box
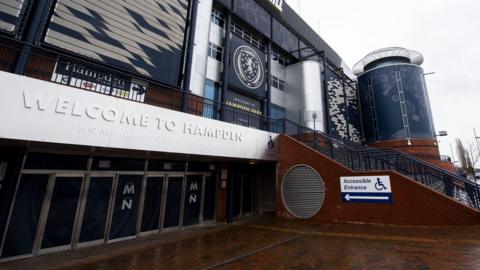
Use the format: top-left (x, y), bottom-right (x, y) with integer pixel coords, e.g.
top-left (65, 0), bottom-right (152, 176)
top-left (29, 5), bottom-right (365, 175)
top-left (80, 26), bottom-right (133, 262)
top-left (3, 217), bottom-right (480, 270)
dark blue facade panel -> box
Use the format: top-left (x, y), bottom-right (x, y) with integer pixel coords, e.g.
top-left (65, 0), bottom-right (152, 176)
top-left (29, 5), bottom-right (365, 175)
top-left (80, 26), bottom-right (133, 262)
top-left (228, 35), bottom-right (266, 98)
top-left (371, 68), bottom-right (405, 141)
top-left (233, 0), bottom-right (271, 38)
top-left (44, 0), bottom-right (190, 87)
top-left (400, 66), bottom-right (434, 138)
top-left (358, 64), bottom-right (434, 143)
top-left (357, 76), bottom-right (375, 142)
top-left (272, 18), bottom-right (298, 54)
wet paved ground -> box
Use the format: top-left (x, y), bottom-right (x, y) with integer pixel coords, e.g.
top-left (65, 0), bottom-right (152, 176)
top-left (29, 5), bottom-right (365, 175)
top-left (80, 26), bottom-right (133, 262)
top-left (3, 217), bottom-right (480, 270)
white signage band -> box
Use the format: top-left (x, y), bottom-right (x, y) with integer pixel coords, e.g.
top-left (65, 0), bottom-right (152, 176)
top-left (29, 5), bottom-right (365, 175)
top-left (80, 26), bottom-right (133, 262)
top-left (0, 71), bottom-right (278, 160)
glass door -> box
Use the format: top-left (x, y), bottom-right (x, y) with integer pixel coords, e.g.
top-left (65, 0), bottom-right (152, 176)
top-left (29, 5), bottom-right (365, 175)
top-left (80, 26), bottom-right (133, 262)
top-left (38, 175), bottom-right (84, 254)
top-left (202, 175), bottom-right (216, 222)
top-left (233, 175), bottom-right (242, 218)
top-left (76, 175), bottom-right (114, 247)
top-left (1, 174), bottom-right (50, 259)
top-left (162, 175), bottom-right (184, 230)
top-left (140, 176), bottom-right (165, 234)
top-left (182, 175), bottom-right (203, 227)
top-left (242, 176), bottom-right (254, 215)
top-left (108, 174), bottom-right (142, 241)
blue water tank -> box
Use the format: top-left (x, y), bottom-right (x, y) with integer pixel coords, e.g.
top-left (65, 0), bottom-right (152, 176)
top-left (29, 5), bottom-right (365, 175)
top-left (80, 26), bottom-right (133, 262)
top-left (353, 47), bottom-right (435, 143)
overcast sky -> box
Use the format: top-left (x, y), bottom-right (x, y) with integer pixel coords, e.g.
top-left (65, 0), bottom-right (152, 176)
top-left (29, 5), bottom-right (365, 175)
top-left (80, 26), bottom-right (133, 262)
top-left (286, 0), bottom-right (480, 164)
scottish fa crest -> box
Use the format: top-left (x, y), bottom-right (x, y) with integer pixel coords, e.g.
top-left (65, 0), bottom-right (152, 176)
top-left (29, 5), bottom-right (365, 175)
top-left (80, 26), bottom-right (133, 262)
top-left (233, 46), bottom-right (264, 89)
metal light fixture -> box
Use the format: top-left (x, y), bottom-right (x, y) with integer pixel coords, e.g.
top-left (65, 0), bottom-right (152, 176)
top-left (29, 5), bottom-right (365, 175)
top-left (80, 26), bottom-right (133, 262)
top-left (312, 111), bottom-right (318, 148)
top-left (436, 130), bottom-right (448, 137)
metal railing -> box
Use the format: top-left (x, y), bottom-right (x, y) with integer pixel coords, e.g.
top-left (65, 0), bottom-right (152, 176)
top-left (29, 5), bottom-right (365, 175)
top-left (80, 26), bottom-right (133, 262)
top-left (4, 40), bottom-right (478, 209)
top-left (280, 119), bottom-right (480, 210)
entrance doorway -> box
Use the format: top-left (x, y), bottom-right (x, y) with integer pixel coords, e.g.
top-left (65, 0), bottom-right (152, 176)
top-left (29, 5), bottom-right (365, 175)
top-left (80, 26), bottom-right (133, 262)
top-left (233, 174), bottom-right (255, 218)
top-left (0, 171), bottom-right (215, 260)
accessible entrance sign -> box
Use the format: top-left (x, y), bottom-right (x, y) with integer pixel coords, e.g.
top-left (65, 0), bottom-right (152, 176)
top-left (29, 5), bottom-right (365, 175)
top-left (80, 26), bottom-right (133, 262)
top-left (340, 175), bottom-right (392, 204)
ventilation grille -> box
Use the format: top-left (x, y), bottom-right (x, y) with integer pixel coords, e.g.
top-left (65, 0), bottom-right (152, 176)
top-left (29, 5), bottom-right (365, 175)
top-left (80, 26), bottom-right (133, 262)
top-left (281, 165), bottom-right (325, 219)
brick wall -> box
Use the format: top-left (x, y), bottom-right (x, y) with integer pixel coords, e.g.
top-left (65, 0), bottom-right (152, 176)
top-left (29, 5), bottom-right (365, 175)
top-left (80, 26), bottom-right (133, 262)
top-left (277, 135), bottom-right (480, 226)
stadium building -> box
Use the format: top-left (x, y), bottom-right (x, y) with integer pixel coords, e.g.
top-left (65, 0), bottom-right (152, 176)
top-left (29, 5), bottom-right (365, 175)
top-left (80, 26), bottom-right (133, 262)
top-left (0, 0), bottom-right (478, 261)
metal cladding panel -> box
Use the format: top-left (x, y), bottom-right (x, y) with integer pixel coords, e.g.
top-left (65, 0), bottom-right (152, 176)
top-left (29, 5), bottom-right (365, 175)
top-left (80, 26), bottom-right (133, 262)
top-left (357, 64), bottom-right (434, 143)
top-left (282, 165), bottom-right (325, 219)
top-left (228, 35), bottom-right (267, 98)
top-left (272, 18), bottom-right (297, 54)
top-left (233, 0), bottom-right (271, 38)
top-left (44, 0), bottom-right (189, 86)
top-left (285, 61), bottom-right (324, 131)
top-left (0, 0), bottom-right (28, 33)
top-left (326, 67), bottom-right (362, 142)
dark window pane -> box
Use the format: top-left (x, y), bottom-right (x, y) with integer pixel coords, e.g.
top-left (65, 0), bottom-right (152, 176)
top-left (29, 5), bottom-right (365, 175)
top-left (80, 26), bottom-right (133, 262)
top-left (41, 177), bottom-right (82, 249)
top-left (148, 160), bottom-right (186, 172)
top-left (141, 177), bottom-right (164, 232)
top-left (79, 177), bottom-right (113, 243)
top-left (92, 157), bottom-right (145, 171)
top-left (109, 175), bottom-right (142, 240)
top-left (242, 176), bottom-right (254, 214)
top-left (24, 153), bottom-right (88, 170)
top-left (233, 175), bottom-right (242, 217)
top-left (163, 177), bottom-right (183, 228)
top-left (183, 175), bottom-right (203, 226)
top-left (203, 176), bottom-right (216, 221)
top-left (1, 174), bottom-right (49, 258)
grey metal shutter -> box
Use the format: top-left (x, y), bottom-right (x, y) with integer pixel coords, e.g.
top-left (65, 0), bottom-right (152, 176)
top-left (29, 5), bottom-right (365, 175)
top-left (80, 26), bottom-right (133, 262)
top-left (281, 165), bottom-right (325, 219)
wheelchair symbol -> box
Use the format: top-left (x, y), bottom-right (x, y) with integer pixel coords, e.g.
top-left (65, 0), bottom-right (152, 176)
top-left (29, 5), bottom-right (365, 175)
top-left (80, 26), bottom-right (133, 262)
top-left (375, 178), bottom-right (387, 191)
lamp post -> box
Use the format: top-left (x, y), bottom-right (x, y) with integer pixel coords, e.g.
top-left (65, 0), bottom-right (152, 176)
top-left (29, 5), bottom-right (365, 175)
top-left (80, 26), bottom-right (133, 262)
top-left (474, 128), bottom-right (480, 158)
top-left (312, 111), bottom-right (317, 148)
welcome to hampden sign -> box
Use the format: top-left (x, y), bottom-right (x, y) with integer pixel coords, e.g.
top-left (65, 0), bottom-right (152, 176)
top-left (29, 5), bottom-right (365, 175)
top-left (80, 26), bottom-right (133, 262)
top-left (0, 71), bottom-right (278, 160)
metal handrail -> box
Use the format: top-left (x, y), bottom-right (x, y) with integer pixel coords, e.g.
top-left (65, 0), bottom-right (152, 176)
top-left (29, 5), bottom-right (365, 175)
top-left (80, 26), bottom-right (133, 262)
top-left (281, 118), bottom-right (480, 210)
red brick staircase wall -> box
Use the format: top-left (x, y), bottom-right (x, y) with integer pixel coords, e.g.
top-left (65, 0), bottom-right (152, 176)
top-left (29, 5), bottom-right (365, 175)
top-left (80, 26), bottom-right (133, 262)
top-left (276, 135), bottom-right (480, 226)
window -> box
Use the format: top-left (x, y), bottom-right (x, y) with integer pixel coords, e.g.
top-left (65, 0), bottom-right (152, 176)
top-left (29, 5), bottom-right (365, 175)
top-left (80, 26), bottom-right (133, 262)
top-left (271, 49), bottom-right (290, 66)
top-left (271, 105), bottom-right (286, 120)
top-left (203, 80), bottom-right (220, 119)
top-left (211, 8), bottom-right (224, 27)
top-left (278, 79), bottom-right (285, 91)
top-left (230, 21), bottom-right (266, 51)
top-left (270, 104), bottom-right (286, 133)
top-left (271, 75), bottom-right (285, 91)
top-left (208, 42), bottom-right (223, 61)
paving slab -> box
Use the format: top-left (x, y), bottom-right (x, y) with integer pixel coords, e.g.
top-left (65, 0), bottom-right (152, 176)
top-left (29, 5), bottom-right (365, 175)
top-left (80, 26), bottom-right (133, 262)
top-left (2, 217), bottom-right (480, 270)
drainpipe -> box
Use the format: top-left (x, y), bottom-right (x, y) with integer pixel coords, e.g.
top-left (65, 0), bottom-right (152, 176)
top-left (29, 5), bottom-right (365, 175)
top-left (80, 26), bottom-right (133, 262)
top-left (181, 0), bottom-right (200, 112)
top-left (219, 12), bottom-right (232, 121)
top-left (15, 0), bottom-right (55, 75)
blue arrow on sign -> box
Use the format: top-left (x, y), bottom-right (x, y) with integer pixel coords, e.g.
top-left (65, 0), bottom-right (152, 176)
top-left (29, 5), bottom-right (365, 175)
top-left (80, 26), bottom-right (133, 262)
top-left (342, 192), bottom-right (392, 204)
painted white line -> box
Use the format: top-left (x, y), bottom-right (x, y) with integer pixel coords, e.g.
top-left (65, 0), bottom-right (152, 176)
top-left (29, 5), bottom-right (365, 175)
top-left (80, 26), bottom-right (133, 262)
top-left (345, 194), bottom-right (390, 201)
